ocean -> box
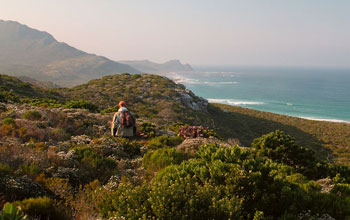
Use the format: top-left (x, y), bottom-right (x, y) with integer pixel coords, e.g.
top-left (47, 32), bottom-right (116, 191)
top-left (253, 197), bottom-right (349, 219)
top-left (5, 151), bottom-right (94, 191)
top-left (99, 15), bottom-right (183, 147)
top-left (168, 66), bottom-right (350, 123)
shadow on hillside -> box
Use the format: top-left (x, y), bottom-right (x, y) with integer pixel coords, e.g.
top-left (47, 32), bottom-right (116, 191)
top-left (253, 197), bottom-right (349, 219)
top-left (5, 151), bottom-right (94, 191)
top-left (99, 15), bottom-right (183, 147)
top-left (207, 105), bottom-right (332, 161)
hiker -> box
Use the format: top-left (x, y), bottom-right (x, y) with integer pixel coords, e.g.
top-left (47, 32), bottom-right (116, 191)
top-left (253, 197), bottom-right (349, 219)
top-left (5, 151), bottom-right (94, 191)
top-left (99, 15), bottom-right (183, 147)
top-left (111, 101), bottom-right (136, 137)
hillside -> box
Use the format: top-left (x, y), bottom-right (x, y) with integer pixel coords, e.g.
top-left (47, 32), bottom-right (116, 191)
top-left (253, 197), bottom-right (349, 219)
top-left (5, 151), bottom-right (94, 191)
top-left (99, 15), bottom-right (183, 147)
top-left (55, 73), bottom-right (208, 123)
top-left (2, 73), bottom-right (350, 164)
top-left (0, 74), bottom-right (62, 101)
top-left (2, 74), bottom-right (350, 219)
top-left (208, 103), bottom-right (350, 164)
top-left (17, 76), bottom-right (60, 89)
top-left (0, 20), bottom-right (139, 87)
top-left (119, 59), bottom-right (193, 73)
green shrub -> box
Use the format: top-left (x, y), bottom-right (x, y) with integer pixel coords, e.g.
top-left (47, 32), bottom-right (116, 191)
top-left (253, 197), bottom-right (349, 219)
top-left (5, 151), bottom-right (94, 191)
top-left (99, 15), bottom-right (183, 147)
top-left (0, 202), bottom-right (27, 220)
top-left (73, 146), bottom-right (117, 182)
top-left (138, 122), bottom-right (156, 138)
top-left (117, 138), bottom-right (142, 158)
top-left (21, 98), bottom-right (63, 108)
top-left (0, 162), bottom-right (12, 175)
top-left (147, 135), bottom-right (184, 149)
top-left (168, 122), bottom-right (189, 133)
top-left (1, 117), bottom-right (16, 126)
top-left (99, 182), bottom-right (153, 219)
top-left (49, 128), bottom-right (70, 141)
top-left (16, 197), bottom-right (62, 220)
top-left (0, 90), bottom-right (20, 103)
top-left (142, 148), bottom-right (187, 173)
top-left (252, 130), bottom-right (317, 177)
top-left (18, 164), bottom-right (40, 178)
top-left (149, 163), bottom-right (243, 220)
top-left (64, 100), bottom-right (99, 112)
top-left (22, 110), bottom-right (41, 121)
top-left (101, 105), bottom-right (118, 114)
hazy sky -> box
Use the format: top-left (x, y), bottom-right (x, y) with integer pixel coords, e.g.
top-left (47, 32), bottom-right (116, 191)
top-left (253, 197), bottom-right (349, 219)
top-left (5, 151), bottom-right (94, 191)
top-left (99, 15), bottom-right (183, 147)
top-left (0, 0), bottom-right (349, 66)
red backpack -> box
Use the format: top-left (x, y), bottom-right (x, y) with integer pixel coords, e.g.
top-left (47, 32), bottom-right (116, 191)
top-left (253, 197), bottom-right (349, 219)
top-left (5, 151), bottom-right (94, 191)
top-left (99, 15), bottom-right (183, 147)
top-left (119, 111), bottom-right (135, 128)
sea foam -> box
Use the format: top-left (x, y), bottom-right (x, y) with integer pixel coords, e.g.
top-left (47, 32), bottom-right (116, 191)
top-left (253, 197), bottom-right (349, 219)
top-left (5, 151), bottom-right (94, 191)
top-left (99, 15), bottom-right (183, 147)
top-left (208, 98), bottom-right (264, 105)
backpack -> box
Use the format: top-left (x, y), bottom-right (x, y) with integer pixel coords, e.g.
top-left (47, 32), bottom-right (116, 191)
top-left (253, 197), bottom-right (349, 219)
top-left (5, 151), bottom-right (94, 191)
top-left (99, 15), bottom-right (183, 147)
top-left (119, 111), bottom-right (135, 128)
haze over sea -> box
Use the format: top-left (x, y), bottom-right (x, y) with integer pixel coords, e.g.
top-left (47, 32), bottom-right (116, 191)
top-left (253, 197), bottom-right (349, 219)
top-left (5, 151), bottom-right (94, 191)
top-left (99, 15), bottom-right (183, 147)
top-left (171, 66), bottom-right (350, 123)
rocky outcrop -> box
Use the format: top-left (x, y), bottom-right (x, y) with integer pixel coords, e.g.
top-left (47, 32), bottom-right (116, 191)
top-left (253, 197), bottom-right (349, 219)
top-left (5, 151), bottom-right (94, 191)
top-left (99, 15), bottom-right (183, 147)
top-left (176, 87), bottom-right (208, 112)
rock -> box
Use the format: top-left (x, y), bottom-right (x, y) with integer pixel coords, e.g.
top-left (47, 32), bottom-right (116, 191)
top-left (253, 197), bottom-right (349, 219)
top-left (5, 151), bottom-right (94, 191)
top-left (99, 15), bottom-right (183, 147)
top-left (316, 178), bottom-right (334, 193)
top-left (176, 88), bottom-right (208, 112)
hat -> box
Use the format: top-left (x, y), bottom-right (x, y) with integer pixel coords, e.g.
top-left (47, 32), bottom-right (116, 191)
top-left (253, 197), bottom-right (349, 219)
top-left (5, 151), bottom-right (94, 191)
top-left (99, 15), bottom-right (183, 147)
top-left (118, 101), bottom-right (126, 108)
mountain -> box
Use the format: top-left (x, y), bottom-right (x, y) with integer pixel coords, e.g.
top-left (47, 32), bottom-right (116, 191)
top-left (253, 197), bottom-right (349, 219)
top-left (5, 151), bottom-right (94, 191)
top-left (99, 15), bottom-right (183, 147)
top-left (0, 20), bottom-right (140, 87)
top-left (118, 59), bottom-right (193, 73)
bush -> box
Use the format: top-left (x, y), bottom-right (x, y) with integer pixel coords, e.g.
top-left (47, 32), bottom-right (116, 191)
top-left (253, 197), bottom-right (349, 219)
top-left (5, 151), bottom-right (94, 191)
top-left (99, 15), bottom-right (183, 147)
top-left (138, 122), bottom-right (156, 138)
top-left (17, 164), bottom-right (40, 179)
top-left (99, 182), bottom-right (152, 219)
top-left (16, 197), bottom-right (63, 220)
top-left (0, 202), bottom-right (27, 220)
top-left (0, 90), bottom-right (20, 103)
top-left (178, 126), bottom-right (222, 139)
top-left (0, 118), bottom-right (18, 137)
top-left (22, 110), bottom-right (42, 121)
top-left (1, 117), bottom-right (16, 126)
top-left (252, 130), bottom-right (317, 177)
top-left (22, 98), bottom-right (63, 108)
top-left (142, 147), bottom-right (187, 173)
top-left (117, 138), bottom-right (142, 158)
top-left (73, 146), bottom-right (117, 182)
top-left (64, 100), bottom-right (99, 113)
top-left (168, 122), bottom-right (189, 133)
top-left (101, 105), bottom-right (118, 114)
top-left (0, 162), bottom-right (12, 175)
top-left (147, 135), bottom-right (184, 150)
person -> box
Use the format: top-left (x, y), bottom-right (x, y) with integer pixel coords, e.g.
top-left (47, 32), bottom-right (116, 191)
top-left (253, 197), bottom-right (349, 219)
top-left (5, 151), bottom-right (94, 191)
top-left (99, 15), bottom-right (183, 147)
top-left (111, 101), bottom-right (136, 137)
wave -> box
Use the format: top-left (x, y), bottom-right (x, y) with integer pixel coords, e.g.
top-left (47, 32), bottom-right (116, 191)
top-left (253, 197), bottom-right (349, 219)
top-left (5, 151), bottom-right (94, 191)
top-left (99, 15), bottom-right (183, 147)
top-left (171, 76), bottom-right (238, 85)
top-left (299, 116), bottom-right (350, 123)
top-left (208, 98), bottom-right (264, 105)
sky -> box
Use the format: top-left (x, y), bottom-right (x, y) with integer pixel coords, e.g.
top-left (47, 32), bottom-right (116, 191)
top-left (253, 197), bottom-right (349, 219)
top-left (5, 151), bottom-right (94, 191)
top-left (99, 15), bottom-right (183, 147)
top-left (0, 0), bottom-right (349, 67)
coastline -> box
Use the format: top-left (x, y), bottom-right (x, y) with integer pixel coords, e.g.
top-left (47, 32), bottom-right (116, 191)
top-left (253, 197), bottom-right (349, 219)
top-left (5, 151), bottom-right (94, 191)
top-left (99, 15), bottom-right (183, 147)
top-left (208, 100), bottom-right (350, 124)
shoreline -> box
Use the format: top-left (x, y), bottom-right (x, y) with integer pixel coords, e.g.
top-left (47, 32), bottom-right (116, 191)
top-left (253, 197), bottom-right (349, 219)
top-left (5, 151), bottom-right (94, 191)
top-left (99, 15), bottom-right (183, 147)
top-left (209, 100), bottom-right (350, 124)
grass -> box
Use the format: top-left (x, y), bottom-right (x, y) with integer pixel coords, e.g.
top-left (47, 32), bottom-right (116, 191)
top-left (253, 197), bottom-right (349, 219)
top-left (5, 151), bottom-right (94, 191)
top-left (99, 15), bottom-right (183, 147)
top-left (210, 103), bottom-right (350, 164)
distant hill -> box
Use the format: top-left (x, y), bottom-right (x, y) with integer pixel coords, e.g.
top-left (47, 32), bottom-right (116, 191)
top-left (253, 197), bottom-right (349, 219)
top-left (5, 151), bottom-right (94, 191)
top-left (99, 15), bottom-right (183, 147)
top-left (118, 59), bottom-right (193, 73)
top-left (0, 20), bottom-right (140, 87)
top-left (17, 76), bottom-right (60, 89)
top-left (0, 74), bottom-right (62, 100)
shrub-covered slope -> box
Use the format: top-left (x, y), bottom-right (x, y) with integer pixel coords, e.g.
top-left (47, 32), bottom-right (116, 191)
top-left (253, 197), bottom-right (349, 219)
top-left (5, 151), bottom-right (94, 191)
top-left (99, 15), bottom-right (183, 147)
top-left (0, 74), bottom-right (62, 102)
top-left (55, 73), bottom-right (208, 124)
top-left (2, 73), bottom-right (350, 164)
top-left (2, 73), bottom-right (350, 219)
top-left (209, 103), bottom-right (350, 164)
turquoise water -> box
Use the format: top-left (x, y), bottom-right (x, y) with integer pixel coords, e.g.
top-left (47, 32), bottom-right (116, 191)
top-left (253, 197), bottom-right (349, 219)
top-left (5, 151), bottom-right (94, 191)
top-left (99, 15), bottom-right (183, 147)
top-left (171, 66), bottom-right (350, 122)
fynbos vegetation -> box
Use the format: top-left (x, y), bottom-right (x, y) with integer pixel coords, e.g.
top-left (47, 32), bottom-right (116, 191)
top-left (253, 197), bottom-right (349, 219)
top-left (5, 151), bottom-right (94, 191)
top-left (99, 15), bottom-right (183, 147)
top-left (1, 73), bottom-right (350, 219)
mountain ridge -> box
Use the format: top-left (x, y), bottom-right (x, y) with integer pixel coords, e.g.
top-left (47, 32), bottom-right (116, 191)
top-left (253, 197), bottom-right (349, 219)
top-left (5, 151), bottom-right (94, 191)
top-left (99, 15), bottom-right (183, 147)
top-left (0, 19), bottom-right (140, 87)
top-left (119, 59), bottom-right (193, 73)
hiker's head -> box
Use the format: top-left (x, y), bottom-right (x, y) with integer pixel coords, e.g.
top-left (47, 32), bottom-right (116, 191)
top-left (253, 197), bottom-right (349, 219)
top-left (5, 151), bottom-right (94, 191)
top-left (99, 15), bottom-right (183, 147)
top-left (118, 101), bottom-right (126, 108)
